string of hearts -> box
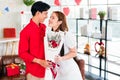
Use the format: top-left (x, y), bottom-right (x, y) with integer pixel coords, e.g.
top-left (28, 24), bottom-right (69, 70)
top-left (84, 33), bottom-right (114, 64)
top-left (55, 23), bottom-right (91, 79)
top-left (54, 0), bottom-right (82, 16)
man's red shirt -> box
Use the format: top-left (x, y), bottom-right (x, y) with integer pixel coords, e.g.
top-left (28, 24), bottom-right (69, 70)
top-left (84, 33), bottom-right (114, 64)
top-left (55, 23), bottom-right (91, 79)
top-left (19, 19), bottom-right (46, 78)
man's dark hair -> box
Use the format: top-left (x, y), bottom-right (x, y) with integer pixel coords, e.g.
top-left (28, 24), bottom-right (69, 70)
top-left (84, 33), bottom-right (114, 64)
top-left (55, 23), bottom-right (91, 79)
top-left (31, 1), bottom-right (50, 16)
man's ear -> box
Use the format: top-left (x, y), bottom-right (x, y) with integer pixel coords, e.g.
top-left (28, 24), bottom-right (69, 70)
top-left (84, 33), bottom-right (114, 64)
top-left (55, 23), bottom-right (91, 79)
top-left (36, 11), bottom-right (41, 15)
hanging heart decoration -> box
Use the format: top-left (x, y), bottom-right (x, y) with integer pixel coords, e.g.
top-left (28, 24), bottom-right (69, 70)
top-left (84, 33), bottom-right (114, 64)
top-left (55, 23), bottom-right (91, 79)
top-left (54, 0), bottom-right (61, 6)
top-left (75, 0), bottom-right (82, 5)
top-left (63, 7), bottom-right (70, 16)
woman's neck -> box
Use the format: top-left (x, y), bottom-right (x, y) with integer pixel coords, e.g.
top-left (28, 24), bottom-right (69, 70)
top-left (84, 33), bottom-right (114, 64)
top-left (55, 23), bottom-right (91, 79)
top-left (52, 27), bottom-right (58, 32)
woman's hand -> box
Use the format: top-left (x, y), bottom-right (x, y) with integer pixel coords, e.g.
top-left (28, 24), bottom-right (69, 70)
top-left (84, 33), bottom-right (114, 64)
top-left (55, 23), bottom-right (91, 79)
top-left (54, 55), bottom-right (63, 62)
top-left (54, 47), bottom-right (77, 62)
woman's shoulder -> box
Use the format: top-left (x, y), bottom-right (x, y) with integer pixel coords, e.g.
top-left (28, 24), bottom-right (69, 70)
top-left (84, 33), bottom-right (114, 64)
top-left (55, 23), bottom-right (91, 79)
top-left (65, 31), bottom-right (75, 37)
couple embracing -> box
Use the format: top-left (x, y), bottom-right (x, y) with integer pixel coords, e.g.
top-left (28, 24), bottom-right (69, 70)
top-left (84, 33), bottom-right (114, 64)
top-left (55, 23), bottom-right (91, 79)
top-left (19, 1), bottom-right (83, 80)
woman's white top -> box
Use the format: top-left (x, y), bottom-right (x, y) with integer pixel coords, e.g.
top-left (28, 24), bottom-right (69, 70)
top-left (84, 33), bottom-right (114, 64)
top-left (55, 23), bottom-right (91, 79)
top-left (44, 29), bottom-right (83, 80)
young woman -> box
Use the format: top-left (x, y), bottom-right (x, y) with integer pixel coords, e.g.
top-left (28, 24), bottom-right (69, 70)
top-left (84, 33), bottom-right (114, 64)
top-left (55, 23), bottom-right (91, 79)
top-left (45, 11), bottom-right (83, 80)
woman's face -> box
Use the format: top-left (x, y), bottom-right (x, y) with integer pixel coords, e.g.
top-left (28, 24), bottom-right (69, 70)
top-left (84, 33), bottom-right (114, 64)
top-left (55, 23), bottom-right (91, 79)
top-left (48, 12), bottom-right (61, 30)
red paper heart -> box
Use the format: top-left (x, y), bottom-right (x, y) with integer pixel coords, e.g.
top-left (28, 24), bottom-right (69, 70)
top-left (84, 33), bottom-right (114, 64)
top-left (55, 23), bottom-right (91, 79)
top-left (75, 0), bottom-right (81, 5)
top-left (54, 0), bottom-right (60, 6)
top-left (63, 7), bottom-right (70, 16)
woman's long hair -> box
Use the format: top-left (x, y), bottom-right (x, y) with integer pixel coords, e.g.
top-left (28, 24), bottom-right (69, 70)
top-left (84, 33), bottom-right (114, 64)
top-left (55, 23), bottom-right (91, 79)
top-left (53, 11), bottom-right (68, 32)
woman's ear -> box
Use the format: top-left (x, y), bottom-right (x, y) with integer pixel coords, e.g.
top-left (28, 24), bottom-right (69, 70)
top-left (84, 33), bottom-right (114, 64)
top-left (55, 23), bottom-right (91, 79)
top-left (58, 21), bottom-right (62, 25)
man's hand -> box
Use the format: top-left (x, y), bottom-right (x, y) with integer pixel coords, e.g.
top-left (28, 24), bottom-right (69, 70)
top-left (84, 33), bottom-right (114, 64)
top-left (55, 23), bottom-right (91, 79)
top-left (39, 59), bottom-right (52, 68)
top-left (33, 58), bottom-right (52, 68)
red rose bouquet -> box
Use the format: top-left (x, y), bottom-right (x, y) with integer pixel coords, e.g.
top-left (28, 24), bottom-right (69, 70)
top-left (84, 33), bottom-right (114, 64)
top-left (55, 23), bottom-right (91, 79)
top-left (46, 31), bottom-right (64, 79)
top-left (48, 33), bottom-right (61, 48)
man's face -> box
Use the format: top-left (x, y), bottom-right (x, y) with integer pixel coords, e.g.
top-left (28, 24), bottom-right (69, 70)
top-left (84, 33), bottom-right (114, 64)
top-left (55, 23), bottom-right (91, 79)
top-left (39, 11), bottom-right (48, 23)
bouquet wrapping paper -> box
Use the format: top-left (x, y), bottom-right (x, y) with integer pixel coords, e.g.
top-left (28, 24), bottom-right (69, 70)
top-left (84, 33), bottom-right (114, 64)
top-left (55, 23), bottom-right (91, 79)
top-left (45, 31), bottom-right (64, 62)
top-left (44, 31), bottom-right (64, 79)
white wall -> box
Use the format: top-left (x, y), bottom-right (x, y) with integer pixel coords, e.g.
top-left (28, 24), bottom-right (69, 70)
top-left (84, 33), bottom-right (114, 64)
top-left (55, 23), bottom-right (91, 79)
top-left (0, 0), bottom-right (32, 56)
top-left (0, 0), bottom-right (32, 38)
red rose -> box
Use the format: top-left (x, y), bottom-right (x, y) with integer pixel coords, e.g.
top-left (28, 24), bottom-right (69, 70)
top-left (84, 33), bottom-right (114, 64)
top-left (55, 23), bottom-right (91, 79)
top-left (50, 40), bottom-right (58, 48)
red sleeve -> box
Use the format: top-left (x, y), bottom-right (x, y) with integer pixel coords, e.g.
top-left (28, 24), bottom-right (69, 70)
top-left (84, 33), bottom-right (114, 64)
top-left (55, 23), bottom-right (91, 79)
top-left (18, 30), bottom-right (34, 63)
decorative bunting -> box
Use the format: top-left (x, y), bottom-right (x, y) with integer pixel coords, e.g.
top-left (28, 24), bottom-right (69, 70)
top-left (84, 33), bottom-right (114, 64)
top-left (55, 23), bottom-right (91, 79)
top-left (0, 11), bottom-right (2, 16)
top-left (0, 6), bottom-right (10, 16)
top-left (4, 7), bottom-right (9, 12)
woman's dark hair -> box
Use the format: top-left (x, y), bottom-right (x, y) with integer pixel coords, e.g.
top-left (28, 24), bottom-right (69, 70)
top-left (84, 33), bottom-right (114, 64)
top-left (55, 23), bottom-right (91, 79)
top-left (53, 11), bottom-right (68, 32)
top-left (31, 1), bottom-right (50, 16)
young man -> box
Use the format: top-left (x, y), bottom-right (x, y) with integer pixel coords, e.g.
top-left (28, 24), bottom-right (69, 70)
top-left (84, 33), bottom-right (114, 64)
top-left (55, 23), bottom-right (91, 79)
top-left (19, 1), bottom-right (51, 80)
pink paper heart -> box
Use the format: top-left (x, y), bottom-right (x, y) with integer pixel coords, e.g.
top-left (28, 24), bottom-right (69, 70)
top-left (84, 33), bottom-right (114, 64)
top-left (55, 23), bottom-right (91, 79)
top-left (54, 0), bottom-right (60, 6)
top-left (75, 0), bottom-right (81, 5)
top-left (63, 7), bottom-right (70, 16)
